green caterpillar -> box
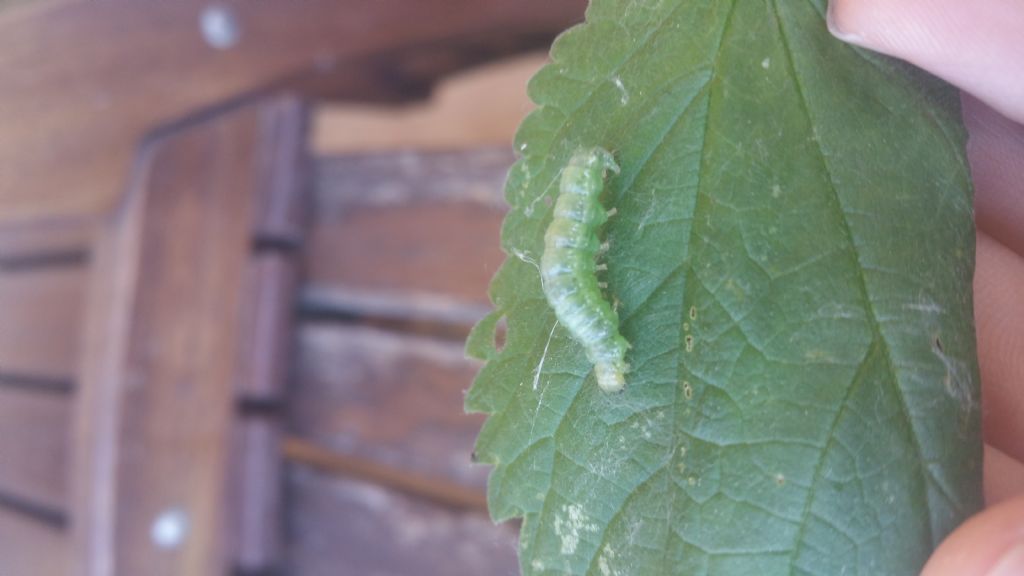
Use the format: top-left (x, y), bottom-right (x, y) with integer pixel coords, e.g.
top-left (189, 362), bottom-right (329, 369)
top-left (540, 147), bottom-right (630, 393)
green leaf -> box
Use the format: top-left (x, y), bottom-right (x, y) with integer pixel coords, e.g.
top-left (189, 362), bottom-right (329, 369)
top-left (465, 0), bottom-right (983, 574)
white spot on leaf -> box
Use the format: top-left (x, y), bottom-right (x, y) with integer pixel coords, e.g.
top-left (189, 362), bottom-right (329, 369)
top-left (554, 504), bottom-right (599, 555)
top-left (598, 546), bottom-right (619, 576)
top-left (612, 76), bottom-right (630, 105)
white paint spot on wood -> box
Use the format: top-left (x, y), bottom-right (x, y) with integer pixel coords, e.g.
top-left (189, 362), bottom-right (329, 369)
top-left (151, 508), bottom-right (188, 550)
top-left (199, 4), bottom-right (241, 50)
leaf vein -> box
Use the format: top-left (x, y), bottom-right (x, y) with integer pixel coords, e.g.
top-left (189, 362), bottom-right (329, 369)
top-left (771, 0), bottom-right (947, 550)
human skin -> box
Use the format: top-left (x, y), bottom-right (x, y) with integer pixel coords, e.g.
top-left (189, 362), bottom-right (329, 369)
top-left (827, 0), bottom-right (1024, 574)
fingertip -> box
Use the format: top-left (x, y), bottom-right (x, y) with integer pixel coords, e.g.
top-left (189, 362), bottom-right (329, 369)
top-left (984, 445), bottom-right (1024, 507)
top-left (988, 545), bottom-right (1024, 576)
top-left (826, 0), bottom-right (950, 55)
top-left (922, 496), bottom-right (1024, 576)
top-left (974, 235), bottom-right (1024, 463)
top-left (966, 96), bottom-right (1024, 255)
top-left (825, 0), bottom-right (868, 46)
top-left (824, 0), bottom-right (1024, 122)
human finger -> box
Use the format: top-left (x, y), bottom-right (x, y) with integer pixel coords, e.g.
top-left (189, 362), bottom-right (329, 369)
top-left (964, 95), bottom-right (1024, 256)
top-left (975, 233), bottom-right (1024, 463)
top-left (827, 0), bottom-right (1024, 123)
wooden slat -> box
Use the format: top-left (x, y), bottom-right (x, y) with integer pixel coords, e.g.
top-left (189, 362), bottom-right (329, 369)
top-left (236, 98), bottom-right (306, 402)
top-left (72, 104), bottom-right (267, 576)
top-left (305, 149), bottom-right (512, 326)
top-left (290, 324), bottom-right (488, 492)
top-left (228, 98), bottom-right (307, 574)
top-left (0, 266), bottom-right (86, 382)
top-left (0, 507), bottom-right (69, 576)
top-left (0, 0), bottom-right (584, 225)
top-left (237, 255), bottom-right (299, 403)
top-left (251, 98), bottom-right (308, 242)
top-left (283, 438), bottom-right (486, 512)
top-left (0, 216), bottom-right (94, 264)
top-left (0, 388), bottom-right (70, 515)
top-left (231, 420), bottom-right (283, 573)
top-left (285, 465), bottom-right (518, 576)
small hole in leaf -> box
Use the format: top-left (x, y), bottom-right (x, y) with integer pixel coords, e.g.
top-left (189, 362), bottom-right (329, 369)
top-left (494, 316), bottom-right (508, 352)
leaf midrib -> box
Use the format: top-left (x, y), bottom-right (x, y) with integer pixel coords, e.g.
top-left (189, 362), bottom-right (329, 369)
top-left (652, 0), bottom-right (742, 571)
top-left (771, 0), bottom-right (953, 554)
top-left (519, 1), bottom-right (746, 572)
top-left (517, 0), bottom-right (722, 569)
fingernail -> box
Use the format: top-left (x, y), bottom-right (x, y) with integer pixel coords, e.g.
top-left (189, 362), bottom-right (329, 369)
top-left (988, 544), bottom-right (1024, 576)
top-left (825, 2), bottom-right (867, 46)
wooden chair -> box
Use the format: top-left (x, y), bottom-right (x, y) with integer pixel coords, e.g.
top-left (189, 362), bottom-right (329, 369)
top-left (0, 1), bottom-right (583, 574)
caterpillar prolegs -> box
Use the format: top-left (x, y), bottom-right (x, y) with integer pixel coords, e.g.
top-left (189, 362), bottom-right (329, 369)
top-left (540, 147), bottom-right (630, 393)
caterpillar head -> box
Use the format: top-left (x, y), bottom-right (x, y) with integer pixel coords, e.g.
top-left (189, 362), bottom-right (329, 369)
top-left (569, 147), bottom-right (620, 177)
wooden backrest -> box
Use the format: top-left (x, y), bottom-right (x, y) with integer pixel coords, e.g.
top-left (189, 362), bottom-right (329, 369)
top-left (0, 232), bottom-right (86, 574)
top-left (284, 149), bottom-right (519, 574)
top-left (0, 1), bottom-right (585, 574)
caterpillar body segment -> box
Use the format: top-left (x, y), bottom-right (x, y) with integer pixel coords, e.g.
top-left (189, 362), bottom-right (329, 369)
top-left (540, 147), bottom-right (630, 393)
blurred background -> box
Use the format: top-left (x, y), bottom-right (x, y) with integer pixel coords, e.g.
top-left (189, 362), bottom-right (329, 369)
top-left (0, 1), bottom-right (585, 574)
